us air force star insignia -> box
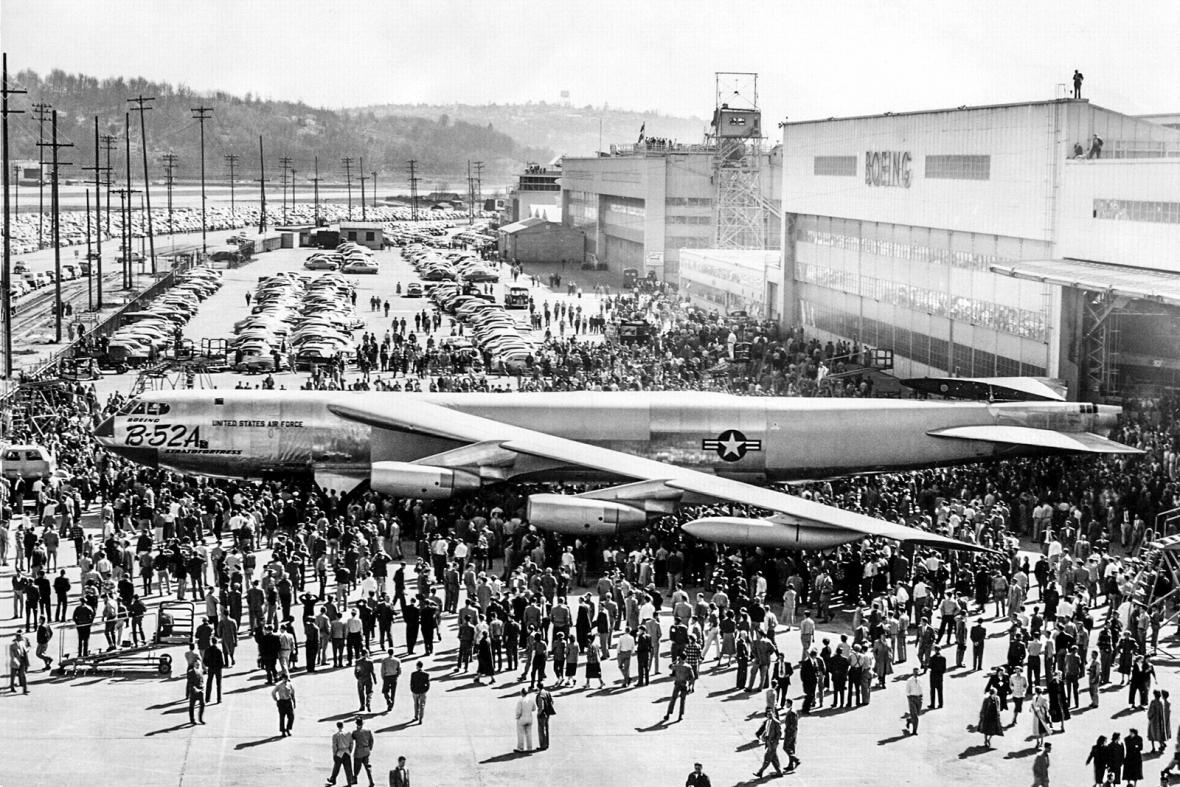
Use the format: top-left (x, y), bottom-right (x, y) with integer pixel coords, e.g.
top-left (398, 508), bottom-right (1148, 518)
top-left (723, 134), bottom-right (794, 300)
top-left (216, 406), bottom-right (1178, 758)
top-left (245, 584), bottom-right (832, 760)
top-left (701, 429), bottom-right (762, 461)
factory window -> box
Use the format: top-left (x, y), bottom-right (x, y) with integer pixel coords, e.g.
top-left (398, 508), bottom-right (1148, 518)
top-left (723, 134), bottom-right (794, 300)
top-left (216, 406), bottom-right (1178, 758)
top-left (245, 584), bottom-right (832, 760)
top-left (665, 197), bottom-right (713, 207)
top-left (667, 237), bottom-right (711, 249)
top-left (924, 155), bottom-right (990, 181)
top-left (365, 232), bottom-right (375, 241)
top-left (813, 156), bottom-right (857, 177)
top-left (1093, 199), bottom-right (1180, 224)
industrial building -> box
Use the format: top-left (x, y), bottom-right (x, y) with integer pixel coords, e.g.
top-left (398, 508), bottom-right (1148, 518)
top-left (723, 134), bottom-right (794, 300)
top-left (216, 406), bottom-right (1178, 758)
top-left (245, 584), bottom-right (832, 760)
top-left (779, 98), bottom-right (1180, 400)
top-left (339, 221), bottom-right (385, 250)
top-left (502, 163), bottom-right (562, 224)
top-left (560, 142), bottom-right (780, 281)
top-left (497, 216), bottom-right (585, 265)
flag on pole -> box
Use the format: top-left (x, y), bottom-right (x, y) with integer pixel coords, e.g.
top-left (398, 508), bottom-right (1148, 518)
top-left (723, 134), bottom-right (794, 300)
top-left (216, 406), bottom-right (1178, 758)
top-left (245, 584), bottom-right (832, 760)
top-left (637, 122), bottom-right (646, 144)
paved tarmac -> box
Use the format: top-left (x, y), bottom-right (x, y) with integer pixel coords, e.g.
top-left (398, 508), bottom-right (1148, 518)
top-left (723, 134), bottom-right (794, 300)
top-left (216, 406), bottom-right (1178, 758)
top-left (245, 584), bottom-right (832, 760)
top-left (3, 243), bottom-right (1177, 785)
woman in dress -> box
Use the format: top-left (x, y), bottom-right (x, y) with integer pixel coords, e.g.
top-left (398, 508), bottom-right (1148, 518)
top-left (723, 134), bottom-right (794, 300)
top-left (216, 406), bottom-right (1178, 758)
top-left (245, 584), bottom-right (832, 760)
top-left (475, 631), bottom-right (495, 684)
top-left (1116, 632), bottom-right (1137, 685)
top-left (584, 639), bottom-right (604, 690)
top-left (1123, 728), bottom-right (1144, 786)
top-left (1085, 735), bottom-right (1109, 787)
top-left (719, 610), bottom-right (737, 668)
top-left (977, 688), bottom-right (1004, 748)
top-left (1046, 671), bottom-right (1071, 733)
top-left (1106, 731), bottom-right (1125, 785)
top-left (1148, 690), bottom-right (1167, 753)
top-left (1030, 688), bottom-right (1052, 750)
top-left (871, 636), bottom-right (892, 688)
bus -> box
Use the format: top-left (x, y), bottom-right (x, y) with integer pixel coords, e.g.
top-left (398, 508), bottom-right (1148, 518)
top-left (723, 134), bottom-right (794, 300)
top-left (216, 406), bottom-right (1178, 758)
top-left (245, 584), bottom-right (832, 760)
top-left (504, 286), bottom-right (530, 309)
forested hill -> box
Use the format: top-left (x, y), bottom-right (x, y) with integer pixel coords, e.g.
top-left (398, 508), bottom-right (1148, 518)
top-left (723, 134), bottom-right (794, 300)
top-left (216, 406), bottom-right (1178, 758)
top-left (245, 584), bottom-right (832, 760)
top-left (5, 70), bottom-right (551, 184)
top-left (363, 102), bottom-right (709, 158)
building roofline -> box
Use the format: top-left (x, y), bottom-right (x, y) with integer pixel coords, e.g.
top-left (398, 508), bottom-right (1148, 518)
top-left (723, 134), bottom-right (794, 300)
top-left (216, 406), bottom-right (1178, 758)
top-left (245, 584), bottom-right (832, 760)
top-left (784, 97), bottom-right (1115, 127)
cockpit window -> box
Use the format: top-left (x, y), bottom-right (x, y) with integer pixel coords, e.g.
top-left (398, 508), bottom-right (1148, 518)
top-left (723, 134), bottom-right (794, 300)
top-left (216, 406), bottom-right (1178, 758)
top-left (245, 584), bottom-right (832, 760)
top-left (115, 400), bottom-right (170, 416)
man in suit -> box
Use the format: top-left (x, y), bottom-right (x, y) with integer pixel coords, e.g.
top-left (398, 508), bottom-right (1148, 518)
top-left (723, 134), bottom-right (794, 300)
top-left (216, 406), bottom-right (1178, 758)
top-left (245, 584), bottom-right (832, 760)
top-left (514, 687), bottom-right (535, 752)
top-left (535, 685), bottom-right (555, 750)
top-left (753, 708), bottom-right (783, 778)
top-left (389, 756), bottom-right (410, 787)
top-left (928, 647), bottom-right (947, 709)
top-left (409, 661), bottom-right (430, 723)
top-left (203, 636), bottom-right (225, 703)
top-left (970, 618), bottom-right (987, 671)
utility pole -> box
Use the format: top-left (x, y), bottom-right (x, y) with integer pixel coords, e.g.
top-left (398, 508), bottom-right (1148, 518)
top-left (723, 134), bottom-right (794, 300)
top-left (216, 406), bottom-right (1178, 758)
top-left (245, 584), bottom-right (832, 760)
top-left (128, 94), bottom-right (157, 275)
top-left (113, 187), bottom-right (138, 289)
top-left (100, 134), bottom-right (116, 235)
top-left (257, 135), bottom-right (268, 234)
top-left (407, 159), bottom-right (419, 222)
top-left (2, 53), bottom-right (27, 378)
top-left (289, 166), bottom-right (296, 217)
top-left (31, 102), bottom-right (50, 249)
top-left (37, 110), bottom-right (72, 343)
top-left (85, 189), bottom-right (92, 310)
top-left (278, 155), bottom-right (292, 225)
top-left (81, 116), bottom-right (111, 310)
top-left (190, 105), bottom-right (213, 254)
top-left (466, 160), bottom-right (474, 225)
top-left (310, 156), bottom-right (321, 226)
top-left (371, 169), bottom-right (378, 210)
top-left (341, 156), bottom-right (354, 220)
top-left (358, 157), bottom-right (368, 222)
top-left (224, 153), bottom-right (239, 223)
top-left (125, 111), bottom-right (135, 288)
top-left (474, 160), bottom-right (485, 216)
top-left (161, 153), bottom-right (178, 239)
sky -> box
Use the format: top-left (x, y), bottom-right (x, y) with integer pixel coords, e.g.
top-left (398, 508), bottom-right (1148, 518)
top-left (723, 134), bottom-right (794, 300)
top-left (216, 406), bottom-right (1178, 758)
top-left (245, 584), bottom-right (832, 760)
top-left (4, 0), bottom-right (1179, 127)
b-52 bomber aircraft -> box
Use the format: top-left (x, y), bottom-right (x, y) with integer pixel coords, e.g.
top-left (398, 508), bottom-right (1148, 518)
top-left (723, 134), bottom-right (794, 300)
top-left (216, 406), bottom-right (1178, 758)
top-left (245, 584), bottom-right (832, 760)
top-left (95, 383), bottom-right (1136, 553)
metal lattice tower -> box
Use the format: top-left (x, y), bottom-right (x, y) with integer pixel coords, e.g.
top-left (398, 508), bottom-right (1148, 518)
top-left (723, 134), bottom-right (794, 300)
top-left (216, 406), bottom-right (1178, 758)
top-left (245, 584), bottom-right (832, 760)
top-left (710, 72), bottom-right (766, 250)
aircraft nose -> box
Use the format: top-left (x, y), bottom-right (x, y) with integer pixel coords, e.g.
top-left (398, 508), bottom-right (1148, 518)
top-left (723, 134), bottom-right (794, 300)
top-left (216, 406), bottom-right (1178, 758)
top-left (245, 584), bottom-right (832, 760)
top-left (94, 415), bottom-right (115, 441)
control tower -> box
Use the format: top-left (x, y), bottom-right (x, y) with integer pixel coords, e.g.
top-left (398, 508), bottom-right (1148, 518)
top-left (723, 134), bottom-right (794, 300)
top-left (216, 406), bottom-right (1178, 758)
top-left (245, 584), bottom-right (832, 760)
top-left (709, 72), bottom-right (766, 249)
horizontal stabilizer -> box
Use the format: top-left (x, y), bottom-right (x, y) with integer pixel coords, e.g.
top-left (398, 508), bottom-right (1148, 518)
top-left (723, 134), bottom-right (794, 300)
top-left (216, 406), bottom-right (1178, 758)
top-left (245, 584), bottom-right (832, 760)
top-left (929, 425), bottom-right (1141, 454)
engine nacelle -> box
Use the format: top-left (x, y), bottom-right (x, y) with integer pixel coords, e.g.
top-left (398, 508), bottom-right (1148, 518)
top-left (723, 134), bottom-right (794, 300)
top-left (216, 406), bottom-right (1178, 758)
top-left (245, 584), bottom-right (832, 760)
top-left (526, 493), bottom-right (646, 535)
top-left (370, 461), bottom-right (481, 499)
top-left (681, 516), bottom-right (862, 551)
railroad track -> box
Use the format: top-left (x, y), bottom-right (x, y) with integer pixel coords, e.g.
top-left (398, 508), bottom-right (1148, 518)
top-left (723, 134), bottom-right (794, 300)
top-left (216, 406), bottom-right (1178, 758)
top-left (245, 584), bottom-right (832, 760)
top-left (10, 272), bottom-right (127, 340)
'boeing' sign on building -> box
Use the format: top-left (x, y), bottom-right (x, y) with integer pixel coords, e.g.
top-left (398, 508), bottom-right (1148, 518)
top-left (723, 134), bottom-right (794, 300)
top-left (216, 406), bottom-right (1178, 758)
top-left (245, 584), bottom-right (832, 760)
top-left (864, 150), bottom-right (912, 188)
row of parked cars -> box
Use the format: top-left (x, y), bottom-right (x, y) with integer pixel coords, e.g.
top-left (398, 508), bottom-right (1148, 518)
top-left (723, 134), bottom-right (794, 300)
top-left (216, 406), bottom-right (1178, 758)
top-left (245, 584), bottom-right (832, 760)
top-left (303, 242), bottom-right (379, 274)
top-left (429, 282), bottom-right (535, 372)
top-left (231, 272), bottom-right (361, 372)
top-left (404, 245), bottom-right (499, 283)
top-left (98, 268), bottom-right (223, 370)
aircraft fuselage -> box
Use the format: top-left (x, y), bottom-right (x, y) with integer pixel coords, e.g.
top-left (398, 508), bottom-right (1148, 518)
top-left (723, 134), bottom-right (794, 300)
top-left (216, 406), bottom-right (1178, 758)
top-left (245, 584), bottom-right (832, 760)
top-left (95, 390), bottom-right (1123, 483)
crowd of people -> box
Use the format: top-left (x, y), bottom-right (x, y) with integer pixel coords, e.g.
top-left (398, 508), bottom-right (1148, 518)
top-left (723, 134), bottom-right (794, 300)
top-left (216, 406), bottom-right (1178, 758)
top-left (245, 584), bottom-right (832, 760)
top-left (4, 264), bottom-right (1180, 783)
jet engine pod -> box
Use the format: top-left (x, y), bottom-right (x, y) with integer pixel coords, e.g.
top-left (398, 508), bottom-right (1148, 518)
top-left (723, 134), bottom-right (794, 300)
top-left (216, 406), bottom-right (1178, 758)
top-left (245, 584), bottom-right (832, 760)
top-left (526, 493), bottom-right (646, 535)
top-left (681, 516), bottom-right (862, 551)
top-left (370, 461), bottom-right (481, 499)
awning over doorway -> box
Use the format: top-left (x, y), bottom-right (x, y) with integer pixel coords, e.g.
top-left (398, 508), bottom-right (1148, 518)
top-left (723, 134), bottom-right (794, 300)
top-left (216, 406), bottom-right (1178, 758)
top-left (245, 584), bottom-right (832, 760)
top-left (991, 258), bottom-right (1180, 307)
